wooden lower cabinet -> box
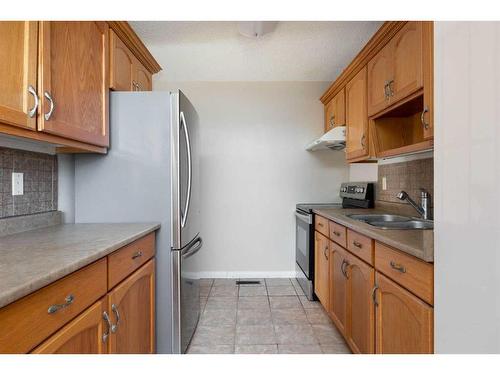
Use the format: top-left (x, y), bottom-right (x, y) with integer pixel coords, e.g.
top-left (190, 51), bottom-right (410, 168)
top-left (107, 259), bottom-right (155, 354)
top-left (314, 231), bottom-right (330, 308)
top-left (329, 241), bottom-right (348, 335)
top-left (345, 252), bottom-right (375, 354)
top-left (374, 272), bottom-right (433, 354)
top-left (32, 300), bottom-right (108, 354)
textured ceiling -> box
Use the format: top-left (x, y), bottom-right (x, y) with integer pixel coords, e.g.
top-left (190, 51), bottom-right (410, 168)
top-left (130, 21), bottom-right (382, 81)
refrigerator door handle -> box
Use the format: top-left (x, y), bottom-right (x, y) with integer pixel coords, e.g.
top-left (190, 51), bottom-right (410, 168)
top-left (180, 111), bottom-right (192, 228)
top-left (182, 237), bottom-right (203, 259)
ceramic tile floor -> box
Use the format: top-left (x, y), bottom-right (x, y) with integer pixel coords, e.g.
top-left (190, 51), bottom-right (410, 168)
top-left (187, 278), bottom-right (351, 354)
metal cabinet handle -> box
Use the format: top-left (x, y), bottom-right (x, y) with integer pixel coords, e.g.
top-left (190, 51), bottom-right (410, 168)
top-left (333, 231), bottom-right (341, 237)
top-left (318, 222), bottom-right (324, 227)
top-left (102, 311), bottom-right (112, 342)
top-left (131, 250), bottom-right (143, 260)
top-left (353, 240), bottom-right (363, 249)
top-left (48, 294), bottom-right (74, 314)
top-left (323, 246), bottom-right (329, 260)
top-left (111, 304), bottom-right (120, 333)
top-left (43, 91), bottom-right (55, 121)
top-left (383, 81), bottom-right (390, 99)
top-left (388, 79), bottom-right (394, 96)
top-left (132, 81), bottom-right (137, 91)
top-left (371, 285), bottom-right (379, 306)
top-left (341, 259), bottom-right (349, 279)
top-left (27, 85), bottom-right (39, 118)
top-left (360, 134), bottom-right (366, 149)
top-left (390, 261), bottom-right (406, 273)
top-left (330, 114), bottom-right (335, 127)
top-left (421, 106), bottom-right (429, 130)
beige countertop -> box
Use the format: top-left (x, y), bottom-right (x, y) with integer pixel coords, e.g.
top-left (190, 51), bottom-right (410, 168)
top-left (313, 207), bottom-right (434, 262)
top-left (0, 223), bottom-right (160, 309)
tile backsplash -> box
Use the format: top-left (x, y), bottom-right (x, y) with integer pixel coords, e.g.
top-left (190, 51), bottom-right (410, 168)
top-left (0, 147), bottom-right (57, 218)
top-left (376, 158), bottom-right (433, 205)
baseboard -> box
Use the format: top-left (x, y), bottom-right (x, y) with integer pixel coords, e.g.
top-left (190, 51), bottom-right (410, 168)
top-left (195, 271), bottom-right (297, 279)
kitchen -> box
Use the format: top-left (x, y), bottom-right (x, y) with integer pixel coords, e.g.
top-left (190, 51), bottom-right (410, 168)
top-left (1, 2), bottom-right (500, 369)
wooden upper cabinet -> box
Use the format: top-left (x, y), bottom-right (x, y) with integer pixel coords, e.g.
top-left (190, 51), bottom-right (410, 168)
top-left (110, 30), bottom-right (152, 92)
top-left (38, 21), bottom-right (109, 147)
top-left (314, 231), bottom-right (330, 309)
top-left (375, 272), bottom-right (433, 354)
top-left (367, 21), bottom-right (425, 117)
top-left (32, 300), bottom-right (108, 354)
top-left (0, 22), bottom-right (38, 130)
top-left (110, 30), bottom-right (135, 91)
top-left (345, 66), bottom-right (369, 161)
top-left (345, 252), bottom-right (375, 354)
top-left (133, 57), bottom-right (152, 91)
top-left (107, 259), bottom-right (155, 354)
top-left (367, 43), bottom-right (393, 116)
top-left (422, 21), bottom-right (434, 140)
top-left (329, 241), bottom-right (348, 336)
top-left (324, 88), bottom-right (345, 132)
top-left (390, 22), bottom-right (423, 104)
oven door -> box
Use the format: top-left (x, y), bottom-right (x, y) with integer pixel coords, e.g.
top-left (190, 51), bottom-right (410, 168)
top-left (295, 210), bottom-right (313, 279)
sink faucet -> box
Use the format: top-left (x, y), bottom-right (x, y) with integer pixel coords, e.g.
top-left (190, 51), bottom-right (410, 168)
top-left (396, 190), bottom-right (432, 220)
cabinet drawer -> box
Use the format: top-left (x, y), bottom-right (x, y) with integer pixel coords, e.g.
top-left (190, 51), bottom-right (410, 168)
top-left (329, 221), bottom-right (347, 248)
top-left (347, 229), bottom-right (374, 265)
top-left (108, 233), bottom-right (155, 290)
top-left (375, 242), bottom-right (433, 305)
top-left (315, 215), bottom-right (329, 237)
top-left (0, 258), bottom-right (107, 353)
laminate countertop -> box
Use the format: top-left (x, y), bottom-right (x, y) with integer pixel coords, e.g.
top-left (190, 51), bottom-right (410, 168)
top-left (0, 223), bottom-right (160, 309)
top-left (313, 207), bottom-right (434, 262)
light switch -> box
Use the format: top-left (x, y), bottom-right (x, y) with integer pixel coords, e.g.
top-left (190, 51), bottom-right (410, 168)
top-left (12, 172), bottom-right (23, 196)
top-left (382, 176), bottom-right (387, 191)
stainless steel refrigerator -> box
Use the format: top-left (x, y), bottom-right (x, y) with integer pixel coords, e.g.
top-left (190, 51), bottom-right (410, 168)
top-left (74, 91), bottom-right (202, 354)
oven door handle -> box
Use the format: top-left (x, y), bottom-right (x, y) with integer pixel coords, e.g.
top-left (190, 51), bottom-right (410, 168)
top-left (295, 211), bottom-right (313, 224)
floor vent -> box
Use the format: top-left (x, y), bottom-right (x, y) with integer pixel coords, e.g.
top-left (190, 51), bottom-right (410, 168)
top-left (236, 280), bottom-right (261, 285)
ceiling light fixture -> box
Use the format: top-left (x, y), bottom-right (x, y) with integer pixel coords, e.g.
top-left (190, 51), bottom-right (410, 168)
top-left (238, 21), bottom-right (278, 38)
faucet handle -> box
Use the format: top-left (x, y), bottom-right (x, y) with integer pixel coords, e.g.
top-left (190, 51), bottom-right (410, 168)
top-left (420, 189), bottom-right (429, 198)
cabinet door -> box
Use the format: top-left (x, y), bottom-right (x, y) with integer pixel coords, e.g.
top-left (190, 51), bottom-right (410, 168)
top-left (345, 67), bottom-right (369, 161)
top-left (422, 21), bottom-right (434, 140)
top-left (314, 231), bottom-right (330, 309)
top-left (133, 57), bottom-right (152, 91)
top-left (110, 30), bottom-right (135, 91)
top-left (390, 22), bottom-right (423, 104)
top-left (38, 21), bottom-right (109, 147)
top-left (0, 21), bottom-right (38, 130)
top-left (329, 242), bottom-right (348, 335)
top-left (375, 272), bottom-right (433, 354)
top-left (367, 42), bottom-right (393, 116)
top-left (324, 89), bottom-right (345, 132)
top-left (32, 300), bottom-right (108, 354)
top-left (108, 259), bottom-right (155, 354)
top-left (346, 253), bottom-right (375, 354)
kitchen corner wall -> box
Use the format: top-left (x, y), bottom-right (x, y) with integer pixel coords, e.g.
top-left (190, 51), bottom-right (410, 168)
top-left (0, 147), bottom-right (57, 218)
top-left (154, 80), bottom-right (349, 277)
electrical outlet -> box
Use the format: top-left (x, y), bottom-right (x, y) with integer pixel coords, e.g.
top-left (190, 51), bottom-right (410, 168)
top-left (12, 172), bottom-right (23, 196)
top-left (382, 176), bottom-right (387, 191)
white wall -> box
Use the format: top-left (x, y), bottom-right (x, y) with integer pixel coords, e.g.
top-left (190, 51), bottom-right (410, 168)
top-left (155, 81), bottom-right (349, 277)
top-left (435, 22), bottom-right (500, 353)
top-left (57, 154), bottom-right (75, 224)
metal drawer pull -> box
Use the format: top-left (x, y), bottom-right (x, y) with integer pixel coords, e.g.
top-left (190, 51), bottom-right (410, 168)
top-left (388, 80), bottom-right (394, 96)
top-left (323, 246), bottom-right (329, 260)
top-left (390, 261), bottom-right (406, 273)
top-left (131, 250), bottom-right (143, 260)
top-left (27, 85), bottom-right (39, 118)
top-left (421, 106), bottom-right (429, 130)
top-left (43, 91), bottom-right (55, 120)
top-left (371, 285), bottom-right (379, 306)
top-left (318, 222), bottom-right (324, 227)
top-left (103, 311), bottom-right (112, 342)
top-left (333, 231), bottom-right (341, 237)
top-left (111, 304), bottom-right (120, 333)
top-left (48, 294), bottom-right (74, 314)
top-left (353, 241), bottom-right (363, 249)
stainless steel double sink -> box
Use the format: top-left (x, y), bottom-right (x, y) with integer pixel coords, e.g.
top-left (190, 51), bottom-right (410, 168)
top-left (346, 214), bottom-right (433, 230)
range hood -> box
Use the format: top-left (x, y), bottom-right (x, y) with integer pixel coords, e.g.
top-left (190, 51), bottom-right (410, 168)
top-left (306, 126), bottom-right (346, 151)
